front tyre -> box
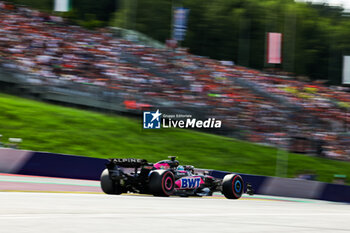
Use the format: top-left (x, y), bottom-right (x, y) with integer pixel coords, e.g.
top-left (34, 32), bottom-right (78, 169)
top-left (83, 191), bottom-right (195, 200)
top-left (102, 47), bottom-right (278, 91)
top-left (149, 170), bottom-right (175, 197)
top-left (222, 174), bottom-right (244, 199)
top-left (100, 169), bottom-right (122, 195)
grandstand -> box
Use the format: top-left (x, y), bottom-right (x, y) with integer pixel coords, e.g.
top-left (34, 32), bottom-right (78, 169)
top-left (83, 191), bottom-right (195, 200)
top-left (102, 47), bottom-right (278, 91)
top-left (0, 1), bottom-right (349, 161)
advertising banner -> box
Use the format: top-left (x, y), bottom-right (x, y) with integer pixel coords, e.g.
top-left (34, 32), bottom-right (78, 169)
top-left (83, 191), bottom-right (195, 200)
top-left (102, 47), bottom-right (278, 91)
top-left (54, 0), bottom-right (70, 12)
top-left (267, 32), bottom-right (282, 64)
top-left (342, 56), bottom-right (350, 84)
top-left (173, 8), bottom-right (190, 41)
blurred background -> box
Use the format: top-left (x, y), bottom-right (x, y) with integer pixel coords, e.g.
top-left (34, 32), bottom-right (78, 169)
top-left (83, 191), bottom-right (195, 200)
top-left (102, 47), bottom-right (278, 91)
top-left (0, 0), bottom-right (349, 184)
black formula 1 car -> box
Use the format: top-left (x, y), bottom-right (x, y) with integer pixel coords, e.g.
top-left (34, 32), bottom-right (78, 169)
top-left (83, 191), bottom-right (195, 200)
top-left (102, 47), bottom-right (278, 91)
top-left (100, 156), bottom-right (253, 199)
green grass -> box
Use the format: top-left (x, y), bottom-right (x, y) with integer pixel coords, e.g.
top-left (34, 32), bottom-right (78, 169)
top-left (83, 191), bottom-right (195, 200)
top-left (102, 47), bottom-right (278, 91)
top-left (0, 94), bottom-right (349, 184)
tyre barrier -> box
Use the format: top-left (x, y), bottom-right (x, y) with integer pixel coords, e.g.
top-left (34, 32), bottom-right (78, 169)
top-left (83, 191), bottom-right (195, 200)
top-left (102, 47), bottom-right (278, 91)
top-left (0, 148), bottom-right (349, 203)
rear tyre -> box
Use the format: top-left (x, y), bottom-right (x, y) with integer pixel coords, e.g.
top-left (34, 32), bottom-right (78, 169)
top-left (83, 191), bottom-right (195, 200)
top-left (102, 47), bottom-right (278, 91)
top-left (222, 174), bottom-right (244, 199)
top-left (100, 169), bottom-right (122, 195)
top-left (149, 170), bottom-right (175, 197)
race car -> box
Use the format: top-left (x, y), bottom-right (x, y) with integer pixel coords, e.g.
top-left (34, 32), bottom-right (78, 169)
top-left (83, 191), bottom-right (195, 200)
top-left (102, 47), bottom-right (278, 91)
top-left (100, 156), bottom-right (253, 199)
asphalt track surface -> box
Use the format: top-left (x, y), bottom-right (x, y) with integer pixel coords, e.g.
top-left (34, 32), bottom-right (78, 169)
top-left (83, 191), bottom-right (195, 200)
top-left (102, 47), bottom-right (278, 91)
top-left (0, 174), bottom-right (349, 233)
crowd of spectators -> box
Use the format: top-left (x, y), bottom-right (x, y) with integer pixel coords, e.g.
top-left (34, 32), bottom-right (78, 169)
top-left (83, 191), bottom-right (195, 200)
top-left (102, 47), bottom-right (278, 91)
top-left (0, 2), bottom-right (349, 160)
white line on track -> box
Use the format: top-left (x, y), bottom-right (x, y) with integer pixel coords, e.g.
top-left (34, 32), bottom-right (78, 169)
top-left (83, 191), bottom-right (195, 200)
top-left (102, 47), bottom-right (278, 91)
top-left (1, 212), bottom-right (350, 220)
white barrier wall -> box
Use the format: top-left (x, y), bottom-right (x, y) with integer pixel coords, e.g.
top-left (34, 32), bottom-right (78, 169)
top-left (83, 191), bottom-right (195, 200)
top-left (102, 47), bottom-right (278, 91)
top-left (0, 148), bottom-right (32, 173)
top-left (260, 177), bottom-right (326, 199)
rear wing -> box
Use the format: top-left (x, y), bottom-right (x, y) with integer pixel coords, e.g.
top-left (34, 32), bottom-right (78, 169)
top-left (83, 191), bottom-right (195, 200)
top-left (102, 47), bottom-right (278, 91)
top-left (107, 158), bottom-right (148, 168)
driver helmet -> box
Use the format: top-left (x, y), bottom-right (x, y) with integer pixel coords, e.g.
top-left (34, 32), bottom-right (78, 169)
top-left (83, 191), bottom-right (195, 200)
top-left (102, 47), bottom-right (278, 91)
top-left (177, 165), bottom-right (185, 171)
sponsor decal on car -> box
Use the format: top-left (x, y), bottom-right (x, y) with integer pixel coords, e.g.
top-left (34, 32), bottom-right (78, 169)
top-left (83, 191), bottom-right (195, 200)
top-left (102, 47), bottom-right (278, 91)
top-left (176, 177), bottom-right (202, 189)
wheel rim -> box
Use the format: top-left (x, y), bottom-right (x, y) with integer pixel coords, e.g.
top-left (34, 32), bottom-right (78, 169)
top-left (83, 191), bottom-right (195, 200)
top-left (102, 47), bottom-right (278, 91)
top-left (164, 176), bottom-right (173, 191)
top-left (234, 180), bottom-right (242, 193)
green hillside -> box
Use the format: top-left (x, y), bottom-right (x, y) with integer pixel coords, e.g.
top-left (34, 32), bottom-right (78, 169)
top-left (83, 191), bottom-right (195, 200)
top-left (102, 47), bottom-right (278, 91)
top-left (0, 94), bottom-right (349, 183)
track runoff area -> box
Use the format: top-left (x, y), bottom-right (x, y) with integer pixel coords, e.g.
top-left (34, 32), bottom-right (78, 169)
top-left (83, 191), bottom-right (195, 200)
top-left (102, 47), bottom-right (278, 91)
top-left (0, 173), bottom-right (349, 233)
